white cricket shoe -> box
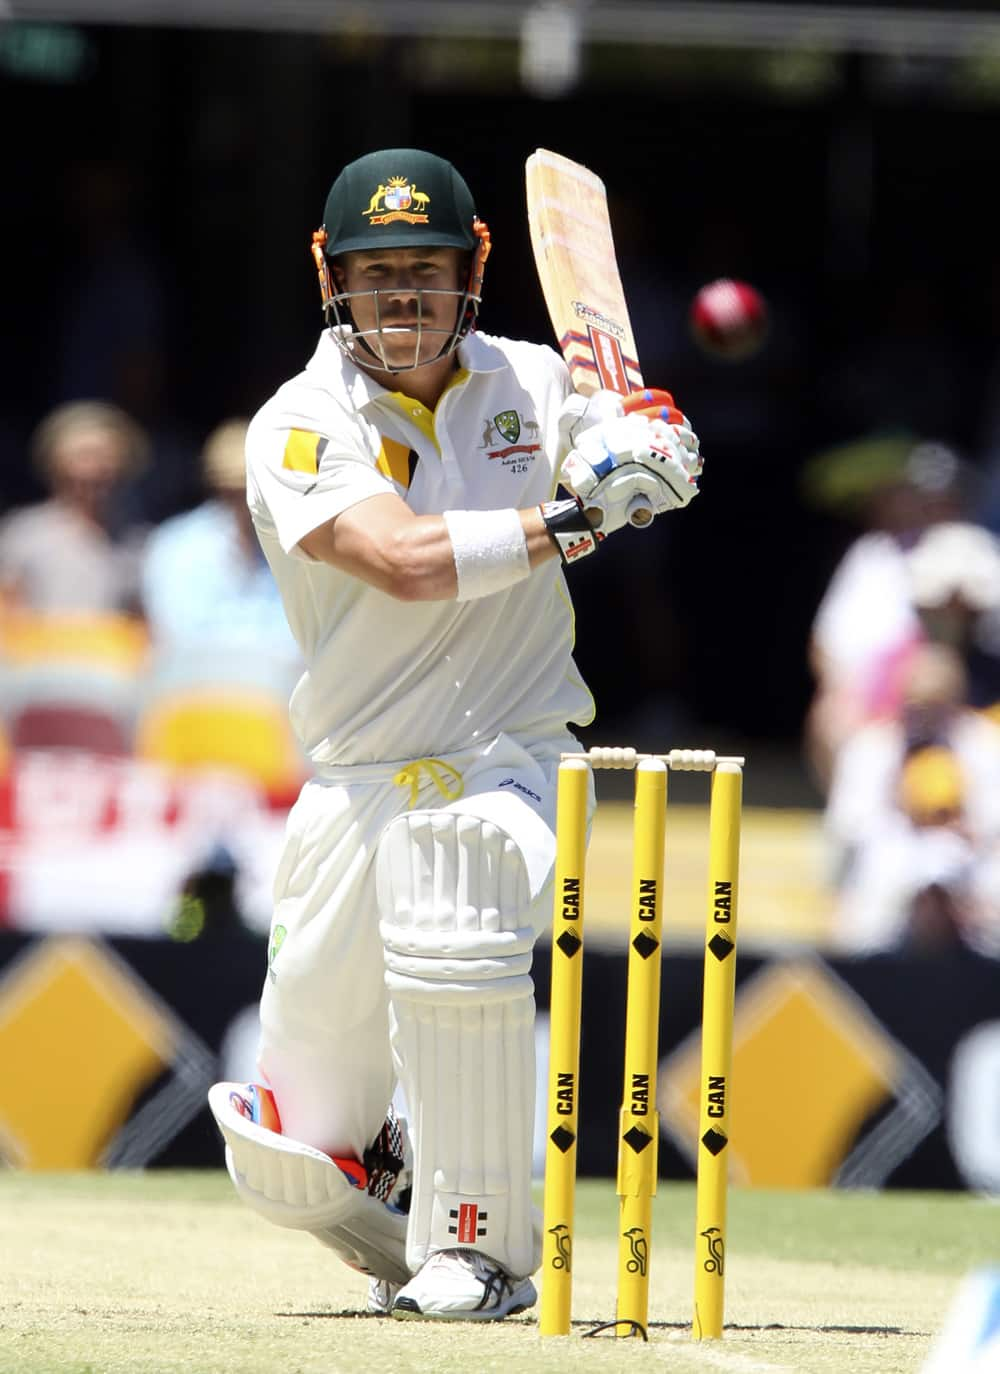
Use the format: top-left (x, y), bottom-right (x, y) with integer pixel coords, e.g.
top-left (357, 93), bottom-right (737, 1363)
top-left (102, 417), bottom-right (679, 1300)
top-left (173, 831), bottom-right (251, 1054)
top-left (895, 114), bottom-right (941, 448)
top-left (367, 1277), bottom-right (400, 1316)
top-left (390, 1249), bottom-right (537, 1322)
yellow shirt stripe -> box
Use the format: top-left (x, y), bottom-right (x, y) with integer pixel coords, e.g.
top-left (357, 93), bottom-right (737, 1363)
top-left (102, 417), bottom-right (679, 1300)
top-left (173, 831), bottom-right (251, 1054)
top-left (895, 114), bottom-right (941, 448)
top-left (282, 429), bottom-right (322, 474)
top-left (376, 436), bottom-right (414, 488)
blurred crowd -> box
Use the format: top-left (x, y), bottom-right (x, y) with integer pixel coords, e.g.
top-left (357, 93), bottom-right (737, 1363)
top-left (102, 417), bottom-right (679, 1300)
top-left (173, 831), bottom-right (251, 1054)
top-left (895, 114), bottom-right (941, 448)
top-left (6, 394), bottom-right (1000, 959)
top-left (0, 399), bottom-right (306, 937)
top-left (0, 396), bottom-right (302, 728)
top-left (0, 155), bottom-right (310, 935)
top-left (807, 437), bottom-right (1000, 959)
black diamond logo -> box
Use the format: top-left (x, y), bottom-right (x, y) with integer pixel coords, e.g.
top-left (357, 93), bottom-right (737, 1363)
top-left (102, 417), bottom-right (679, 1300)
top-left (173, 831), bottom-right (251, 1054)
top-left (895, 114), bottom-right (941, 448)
top-left (632, 931), bottom-right (659, 960)
top-left (701, 1128), bottom-right (728, 1156)
top-left (623, 1126), bottom-right (652, 1154)
top-left (557, 928), bottom-right (582, 961)
top-left (550, 1125), bottom-right (576, 1153)
top-left (708, 933), bottom-right (734, 962)
top-left (556, 930), bottom-right (582, 958)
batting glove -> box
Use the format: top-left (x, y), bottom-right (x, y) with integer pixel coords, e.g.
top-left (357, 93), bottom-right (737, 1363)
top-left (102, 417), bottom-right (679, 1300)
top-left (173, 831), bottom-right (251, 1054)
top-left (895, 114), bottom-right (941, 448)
top-left (557, 389), bottom-right (626, 457)
top-left (623, 388), bottom-right (701, 476)
top-left (560, 413), bottom-right (702, 532)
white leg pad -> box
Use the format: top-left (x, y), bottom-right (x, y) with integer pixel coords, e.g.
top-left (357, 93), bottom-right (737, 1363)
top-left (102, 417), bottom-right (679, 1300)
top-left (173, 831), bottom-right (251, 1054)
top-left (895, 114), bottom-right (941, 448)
top-left (377, 811), bottom-right (540, 1280)
top-left (208, 1082), bottom-right (410, 1284)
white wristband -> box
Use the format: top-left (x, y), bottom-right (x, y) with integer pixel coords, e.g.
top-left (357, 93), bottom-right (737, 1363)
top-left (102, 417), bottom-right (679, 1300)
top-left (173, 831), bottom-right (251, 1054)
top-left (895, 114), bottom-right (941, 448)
top-left (442, 508), bottom-right (531, 602)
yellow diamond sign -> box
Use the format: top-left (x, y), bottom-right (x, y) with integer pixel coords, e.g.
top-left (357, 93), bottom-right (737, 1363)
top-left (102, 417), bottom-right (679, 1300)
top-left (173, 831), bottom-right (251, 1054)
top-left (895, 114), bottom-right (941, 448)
top-left (660, 957), bottom-right (941, 1187)
top-left (0, 937), bottom-right (184, 1168)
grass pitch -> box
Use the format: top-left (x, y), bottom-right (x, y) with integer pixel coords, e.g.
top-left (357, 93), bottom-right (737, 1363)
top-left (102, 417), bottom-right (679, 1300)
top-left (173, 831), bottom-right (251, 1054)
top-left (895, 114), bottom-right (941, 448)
top-left (0, 1171), bottom-right (994, 1374)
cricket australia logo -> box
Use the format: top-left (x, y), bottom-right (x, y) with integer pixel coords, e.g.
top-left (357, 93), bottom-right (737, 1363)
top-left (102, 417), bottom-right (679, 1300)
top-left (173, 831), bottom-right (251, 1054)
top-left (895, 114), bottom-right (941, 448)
top-left (482, 409), bottom-right (542, 474)
top-left (363, 175), bottom-right (430, 226)
top-left (548, 1223), bottom-right (572, 1272)
top-left (701, 1226), bottom-right (725, 1275)
top-left (623, 1226), bottom-right (648, 1276)
top-left (494, 409), bottom-right (521, 443)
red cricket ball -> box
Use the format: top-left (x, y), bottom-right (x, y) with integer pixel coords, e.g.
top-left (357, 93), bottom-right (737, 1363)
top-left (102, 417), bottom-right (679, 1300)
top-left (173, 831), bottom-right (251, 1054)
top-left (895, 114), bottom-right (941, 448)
top-left (689, 278), bottom-right (768, 361)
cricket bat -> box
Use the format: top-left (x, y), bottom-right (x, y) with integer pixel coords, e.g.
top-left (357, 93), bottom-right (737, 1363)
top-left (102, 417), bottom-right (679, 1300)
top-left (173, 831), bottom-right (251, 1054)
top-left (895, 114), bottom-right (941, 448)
top-left (525, 148), bottom-right (651, 524)
top-left (526, 148), bottom-right (645, 397)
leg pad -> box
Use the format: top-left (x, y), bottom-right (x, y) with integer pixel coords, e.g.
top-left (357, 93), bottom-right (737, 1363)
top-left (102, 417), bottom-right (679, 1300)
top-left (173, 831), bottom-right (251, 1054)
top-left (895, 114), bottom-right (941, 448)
top-left (209, 1082), bottom-right (410, 1284)
top-left (376, 812), bottom-right (539, 1278)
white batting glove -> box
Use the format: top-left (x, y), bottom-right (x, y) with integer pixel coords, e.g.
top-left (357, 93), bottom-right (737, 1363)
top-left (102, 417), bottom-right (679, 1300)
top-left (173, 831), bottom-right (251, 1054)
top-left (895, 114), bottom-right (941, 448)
top-left (560, 413), bottom-right (702, 532)
top-left (557, 389), bottom-right (626, 457)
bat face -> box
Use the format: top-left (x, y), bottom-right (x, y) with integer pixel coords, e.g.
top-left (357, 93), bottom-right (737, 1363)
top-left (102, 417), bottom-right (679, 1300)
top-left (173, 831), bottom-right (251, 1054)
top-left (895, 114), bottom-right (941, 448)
top-left (526, 148), bottom-right (644, 397)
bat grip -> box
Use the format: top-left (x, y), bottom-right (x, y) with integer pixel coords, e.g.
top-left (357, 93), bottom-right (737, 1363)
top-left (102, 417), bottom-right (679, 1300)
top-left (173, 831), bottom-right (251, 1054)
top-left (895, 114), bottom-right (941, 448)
top-left (627, 494), bottom-right (654, 528)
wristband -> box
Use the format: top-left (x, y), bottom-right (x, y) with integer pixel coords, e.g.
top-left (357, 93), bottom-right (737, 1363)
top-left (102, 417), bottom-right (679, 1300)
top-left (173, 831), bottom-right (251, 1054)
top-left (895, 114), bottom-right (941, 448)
top-left (442, 507), bottom-right (531, 601)
top-left (540, 498), bottom-right (601, 564)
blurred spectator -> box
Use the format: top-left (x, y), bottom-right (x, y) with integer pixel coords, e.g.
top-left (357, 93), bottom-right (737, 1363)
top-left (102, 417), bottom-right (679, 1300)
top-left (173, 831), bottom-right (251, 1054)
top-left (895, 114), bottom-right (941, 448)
top-left (141, 418), bottom-right (299, 686)
top-left (895, 521), bottom-right (1000, 714)
top-left (135, 420), bottom-right (306, 807)
top-left (0, 400), bottom-right (150, 616)
top-left (825, 642), bottom-right (1000, 958)
top-left (804, 438), bottom-right (970, 786)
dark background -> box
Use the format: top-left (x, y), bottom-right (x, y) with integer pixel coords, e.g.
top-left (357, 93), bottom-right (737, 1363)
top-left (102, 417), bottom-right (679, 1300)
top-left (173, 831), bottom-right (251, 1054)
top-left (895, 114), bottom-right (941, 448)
top-left (5, 8), bottom-right (1000, 803)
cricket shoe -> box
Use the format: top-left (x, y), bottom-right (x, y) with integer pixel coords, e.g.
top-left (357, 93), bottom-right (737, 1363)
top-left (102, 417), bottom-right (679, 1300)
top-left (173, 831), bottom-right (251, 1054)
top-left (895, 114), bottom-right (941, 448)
top-left (390, 1249), bottom-right (537, 1322)
top-left (367, 1277), bottom-right (400, 1316)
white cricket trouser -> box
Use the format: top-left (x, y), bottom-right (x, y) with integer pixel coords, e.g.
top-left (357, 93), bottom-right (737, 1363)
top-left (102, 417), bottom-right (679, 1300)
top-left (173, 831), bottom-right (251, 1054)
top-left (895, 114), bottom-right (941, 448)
top-left (256, 731), bottom-right (590, 1163)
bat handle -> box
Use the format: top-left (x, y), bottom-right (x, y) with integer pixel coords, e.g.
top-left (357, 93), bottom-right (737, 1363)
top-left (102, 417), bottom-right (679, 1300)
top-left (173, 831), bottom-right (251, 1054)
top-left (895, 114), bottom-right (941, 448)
top-left (627, 494), bottom-right (654, 528)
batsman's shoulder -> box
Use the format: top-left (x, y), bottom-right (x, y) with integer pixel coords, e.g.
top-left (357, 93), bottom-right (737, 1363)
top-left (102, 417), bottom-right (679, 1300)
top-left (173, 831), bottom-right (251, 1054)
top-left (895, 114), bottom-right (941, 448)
top-left (471, 332), bottom-right (571, 398)
top-left (246, 373), bottom-right (361, 475)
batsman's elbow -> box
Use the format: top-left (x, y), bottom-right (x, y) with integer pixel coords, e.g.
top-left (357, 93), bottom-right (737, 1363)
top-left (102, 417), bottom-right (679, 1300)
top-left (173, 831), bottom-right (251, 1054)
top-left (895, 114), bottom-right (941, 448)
top-left (379, 528), bottom-right (458, 603)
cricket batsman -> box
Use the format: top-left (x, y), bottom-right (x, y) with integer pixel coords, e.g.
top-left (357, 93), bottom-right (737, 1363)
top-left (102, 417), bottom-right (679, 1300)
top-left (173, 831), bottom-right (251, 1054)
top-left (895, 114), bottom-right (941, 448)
top-left (208, 147), bottom-right (702, 1320)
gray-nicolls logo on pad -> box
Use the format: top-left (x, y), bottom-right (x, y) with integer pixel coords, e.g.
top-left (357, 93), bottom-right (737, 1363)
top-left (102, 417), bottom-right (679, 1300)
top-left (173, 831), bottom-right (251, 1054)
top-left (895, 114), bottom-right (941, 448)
top-left (449, 1203), bottom-right (488, 1242)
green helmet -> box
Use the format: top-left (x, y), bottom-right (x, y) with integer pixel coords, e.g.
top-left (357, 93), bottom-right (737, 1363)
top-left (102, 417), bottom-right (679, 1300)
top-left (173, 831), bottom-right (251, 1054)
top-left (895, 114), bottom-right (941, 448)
top-left (320, 148), bottom-right (478, 257)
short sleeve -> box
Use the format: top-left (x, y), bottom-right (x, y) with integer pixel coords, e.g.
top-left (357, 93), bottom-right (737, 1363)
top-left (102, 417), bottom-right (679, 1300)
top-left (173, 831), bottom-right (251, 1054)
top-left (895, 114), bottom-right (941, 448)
top-left (246, 415), bottom-right (393, 558)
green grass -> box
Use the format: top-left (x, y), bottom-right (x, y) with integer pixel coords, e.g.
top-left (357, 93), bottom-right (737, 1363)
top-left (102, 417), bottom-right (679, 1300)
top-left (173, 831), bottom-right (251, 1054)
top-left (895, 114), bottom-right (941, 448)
top-left (0, 1171), bottom-right (994, 1374)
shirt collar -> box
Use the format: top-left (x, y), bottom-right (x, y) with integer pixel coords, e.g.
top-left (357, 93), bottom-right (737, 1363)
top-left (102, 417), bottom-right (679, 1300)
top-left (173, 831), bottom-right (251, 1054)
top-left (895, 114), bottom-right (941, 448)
top-left (308, 327), bottom-right (508, 418)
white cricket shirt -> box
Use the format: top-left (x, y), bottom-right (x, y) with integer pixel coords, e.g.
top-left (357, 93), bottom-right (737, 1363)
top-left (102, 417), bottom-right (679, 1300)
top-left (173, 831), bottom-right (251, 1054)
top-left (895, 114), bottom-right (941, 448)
top-left (246, 328), bottom-right (595, 765)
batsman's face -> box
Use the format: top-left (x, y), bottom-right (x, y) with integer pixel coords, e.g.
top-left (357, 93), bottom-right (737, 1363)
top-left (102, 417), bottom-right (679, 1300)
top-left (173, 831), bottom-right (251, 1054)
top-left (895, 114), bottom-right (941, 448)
top-left (335, 247), bottom-right (466, 369)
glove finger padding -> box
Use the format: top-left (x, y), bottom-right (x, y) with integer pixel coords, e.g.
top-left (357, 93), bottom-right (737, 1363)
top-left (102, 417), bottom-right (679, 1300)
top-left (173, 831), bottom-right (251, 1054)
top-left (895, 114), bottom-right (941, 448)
top-left (560, 413), bottom-right (702, 533)
top-left (647, 417), bottom-right (703, 478)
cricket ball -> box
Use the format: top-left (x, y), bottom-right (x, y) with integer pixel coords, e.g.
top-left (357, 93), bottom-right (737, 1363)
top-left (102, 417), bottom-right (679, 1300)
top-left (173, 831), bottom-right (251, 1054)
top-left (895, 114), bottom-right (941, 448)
top-left (689, 278), bottom-right (768, 361)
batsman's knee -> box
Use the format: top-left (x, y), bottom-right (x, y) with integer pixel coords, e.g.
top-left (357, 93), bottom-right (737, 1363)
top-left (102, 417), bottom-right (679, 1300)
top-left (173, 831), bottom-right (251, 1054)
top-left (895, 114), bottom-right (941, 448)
top-left (376, 810), bottom-right (537, 993)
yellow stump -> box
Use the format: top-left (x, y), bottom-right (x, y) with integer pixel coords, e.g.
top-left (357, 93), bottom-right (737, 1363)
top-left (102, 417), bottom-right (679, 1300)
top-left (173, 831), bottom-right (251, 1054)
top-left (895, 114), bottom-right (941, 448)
top-left (616, 759), bottom-right (667, 1337)
top-left (540, 758), bottom-right (590, 1337)
top-left (692, 762), bottom-right (742, 1339)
